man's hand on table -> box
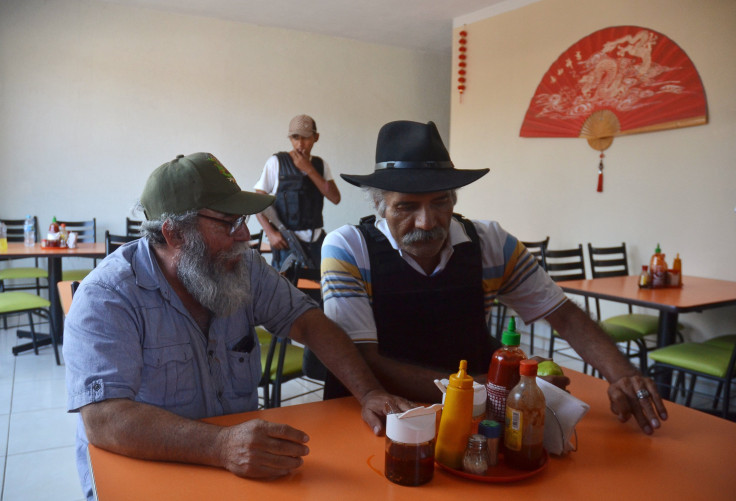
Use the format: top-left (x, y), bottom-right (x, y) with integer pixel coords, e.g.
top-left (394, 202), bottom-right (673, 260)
top-left (217, 419), bottom-right (310, 479)
top-left (359, 389), bottom-right (415, 436)
top-left (607, 373), bottom-right (668, 435)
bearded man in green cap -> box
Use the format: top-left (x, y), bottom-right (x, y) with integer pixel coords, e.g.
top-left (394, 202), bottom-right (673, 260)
top-left (321, 120), bottom-right (667, 437)
top-left (63, 152), bottom-right (410, 501)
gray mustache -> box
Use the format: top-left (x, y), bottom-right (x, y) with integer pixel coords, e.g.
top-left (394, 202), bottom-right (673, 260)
top-left (402, 226), bottom-right (448, 245)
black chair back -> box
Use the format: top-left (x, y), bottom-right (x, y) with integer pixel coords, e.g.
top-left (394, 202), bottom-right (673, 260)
top-left (248, 230), bottom-right (264, 254)
top-left (105, 231), bottom-right (138, 255)
top-left (57, 218), bottom-right (96, 243)
top-left (521, 236), bottom-right (549, 271)
top-left (126, 217), bottom-right (142, 237)
top-left (587, 242), bottom-right (629, 278)
top-left (0, 217), bottom-right (39, 243)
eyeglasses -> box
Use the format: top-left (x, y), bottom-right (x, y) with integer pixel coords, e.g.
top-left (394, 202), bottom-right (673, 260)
top-left (197, 213), bottom-right (250, 235)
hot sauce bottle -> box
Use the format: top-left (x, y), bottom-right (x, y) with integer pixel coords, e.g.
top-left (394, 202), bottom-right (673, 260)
top-left (486, 317), bottom-right (527, 424)
top-left (504, 359), bottom-right (546, 470)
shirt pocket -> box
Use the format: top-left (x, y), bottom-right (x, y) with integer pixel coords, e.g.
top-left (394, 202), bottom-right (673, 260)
top-left (226, 342), bottom-right (262, 398)
top-left (141, 344), bottom-right (197, 407)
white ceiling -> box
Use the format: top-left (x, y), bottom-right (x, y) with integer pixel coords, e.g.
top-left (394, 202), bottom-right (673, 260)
top-left (98, 0), bottom-right (517, 52)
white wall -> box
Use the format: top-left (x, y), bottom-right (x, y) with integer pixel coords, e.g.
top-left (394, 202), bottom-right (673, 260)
top-left (450, 0), bottom-right (736, 339)
top-left (0, 0), bottom-right (451, 243)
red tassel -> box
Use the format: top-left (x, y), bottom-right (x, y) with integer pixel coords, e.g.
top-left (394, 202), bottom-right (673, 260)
top-left (597, 154), bottom-right (604, 192)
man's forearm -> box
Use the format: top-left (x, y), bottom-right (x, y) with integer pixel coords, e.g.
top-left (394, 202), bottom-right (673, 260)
top-left (291, 309), bottom-right (383, 401)
top-left (81, 398), bottom-right (225, 467)
top-left (547, 301), bottom-right (639, 382)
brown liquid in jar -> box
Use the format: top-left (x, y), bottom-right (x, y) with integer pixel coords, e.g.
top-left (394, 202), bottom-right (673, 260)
top-left (384, 440), bottom-right (434, 486)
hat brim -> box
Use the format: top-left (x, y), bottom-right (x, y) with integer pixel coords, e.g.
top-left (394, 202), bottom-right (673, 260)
top-left (207, 190), bottom-right (275, 216)
top-left (341, 168), bottom-right (489, 193)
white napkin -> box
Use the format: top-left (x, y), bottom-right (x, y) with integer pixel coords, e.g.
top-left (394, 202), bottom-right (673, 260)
top-left (537, 377), bottom-right (590, 455)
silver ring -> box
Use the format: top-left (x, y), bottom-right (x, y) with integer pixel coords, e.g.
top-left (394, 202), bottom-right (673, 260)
top-left (636, 389), bottom-right (650, 400)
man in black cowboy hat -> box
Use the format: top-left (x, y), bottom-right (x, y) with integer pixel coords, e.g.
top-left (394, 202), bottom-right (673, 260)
top-left (321, 120), bottom-right (668, 435)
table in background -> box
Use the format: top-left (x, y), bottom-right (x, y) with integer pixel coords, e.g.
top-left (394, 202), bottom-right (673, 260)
top-left (88, 370), bottom-right (736, 500)
top-left (557, 275), bottom-right (736, 348)
top-left (1, 242), bottom-right (106, 352)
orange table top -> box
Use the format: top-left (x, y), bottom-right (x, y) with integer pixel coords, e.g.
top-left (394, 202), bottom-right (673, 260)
top-left (1, 241), bottom-right (106, 258)
top-left (557, 275), bottom-right (736, 313)
top-left (88, 370), bottom-right (736, 500)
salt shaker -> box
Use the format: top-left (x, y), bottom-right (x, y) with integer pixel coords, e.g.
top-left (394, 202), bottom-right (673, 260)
top-left (462, 434), bottom-right (489, 475)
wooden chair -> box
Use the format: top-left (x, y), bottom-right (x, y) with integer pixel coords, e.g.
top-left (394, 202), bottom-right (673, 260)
top-left (587, 242), bottom-right (681, 345)
top-left (248, 230), bottom-right (264, 254)
top-left (57, 218), bottom-right (97, 281)
top-left (105, 231), bottom-right (138, 255)
top-left (0, 217), bottom-right (48, 295)
top-left (126, 217), bottom-right (142, 237)
top-left (495, 236), bottom-right (549, 354)
top-left (546, 244), bottom-right (648, 372)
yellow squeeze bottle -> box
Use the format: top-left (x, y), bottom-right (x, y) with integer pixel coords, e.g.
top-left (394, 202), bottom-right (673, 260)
top-left (435, 360), bottom-right (474, 469)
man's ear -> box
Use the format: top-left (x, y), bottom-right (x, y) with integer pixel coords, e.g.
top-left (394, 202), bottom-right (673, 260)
top-left (161, 219), bottom-right (185, 248)
top-left (312, 133), bottom-right (319, 143)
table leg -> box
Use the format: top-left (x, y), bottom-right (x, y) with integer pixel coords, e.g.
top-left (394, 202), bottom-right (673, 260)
top-left (653, 310), bottom-right (680, 399)
top-left (47, 256), bottom-right (64, 340)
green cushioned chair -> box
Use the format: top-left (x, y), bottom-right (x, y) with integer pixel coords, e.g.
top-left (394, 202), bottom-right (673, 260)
top-left (588, 243), bottom-right (683, 343)
top-left (0, 217), bottom-right (48, 296)
top-left (58, 218), bottom-right (97, 282)
top-left (647, 335), bottom-right (736, 419)
top-left (546, 245), bottom-right (650, 373)
top-left (0, 291), bottom-right (60, 365)
top-left (257, 327), bottom-right (307, 408)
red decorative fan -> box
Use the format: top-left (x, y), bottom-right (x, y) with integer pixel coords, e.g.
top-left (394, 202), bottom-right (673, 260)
top-left (519, 26), bottom-right (708, 191)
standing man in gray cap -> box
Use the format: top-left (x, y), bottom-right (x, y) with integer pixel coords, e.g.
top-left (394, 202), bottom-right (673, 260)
top-left (321, 120), bottom-right (668, 436)
top-left (255, 114), bottom-right (341, 271)
top-left (63, 152), bottom-right (409, 500)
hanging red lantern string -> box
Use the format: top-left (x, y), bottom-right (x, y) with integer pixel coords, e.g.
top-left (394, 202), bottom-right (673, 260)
top-left (458, 29), bottom-right (468, 102)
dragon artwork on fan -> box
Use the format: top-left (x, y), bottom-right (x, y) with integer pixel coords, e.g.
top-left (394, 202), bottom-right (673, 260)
top-left (519, 25), bottom-right (708, 191)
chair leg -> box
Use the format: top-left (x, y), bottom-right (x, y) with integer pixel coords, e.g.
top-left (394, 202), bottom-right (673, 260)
top-left (685, 373), bottom-right (697, 407)
top-left (529, 323), bottom-right (535, 355)
top-left (45, 309), bottom-right (60, 365)
top-left (26, 312), bottom-right (39, 354)
top-left (712, 382), bottom-right (724, 410)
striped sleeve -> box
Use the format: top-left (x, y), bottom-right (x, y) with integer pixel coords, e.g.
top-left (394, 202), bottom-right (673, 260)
top-left (321, 225), bottom-right (379, 343)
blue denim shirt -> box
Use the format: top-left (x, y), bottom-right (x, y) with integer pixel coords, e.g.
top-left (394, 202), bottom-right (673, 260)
top-left (63, 238), bottom-right (316, 499)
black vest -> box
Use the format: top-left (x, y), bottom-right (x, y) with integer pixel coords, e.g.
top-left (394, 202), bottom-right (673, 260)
top-left (273, 152), bottom-right (325, 231)
top-left (358, 214), bottom-right (498, 375)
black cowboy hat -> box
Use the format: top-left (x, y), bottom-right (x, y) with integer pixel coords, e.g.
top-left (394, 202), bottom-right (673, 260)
top-left (340, 120), bottom-right (489, 193)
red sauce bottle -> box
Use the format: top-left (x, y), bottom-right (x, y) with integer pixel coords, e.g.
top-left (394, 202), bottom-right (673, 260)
top-left (486, 317), bottom-right (527, 424)
top-left (504, 359), bottom-right (546, 470)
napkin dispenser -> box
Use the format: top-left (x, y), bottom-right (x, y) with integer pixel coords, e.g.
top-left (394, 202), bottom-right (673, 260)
top-left (536, 377), bottom-right (590, 455)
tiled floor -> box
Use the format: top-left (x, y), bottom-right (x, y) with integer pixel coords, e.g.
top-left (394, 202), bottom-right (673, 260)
top-left (1, 313), bottom-right (731, 500)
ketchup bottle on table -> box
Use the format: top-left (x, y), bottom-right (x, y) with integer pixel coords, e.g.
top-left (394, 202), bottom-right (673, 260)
top-left (486, 317), bottom-right (527, 425)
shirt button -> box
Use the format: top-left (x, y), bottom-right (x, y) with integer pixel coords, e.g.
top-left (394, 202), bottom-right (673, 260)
top-left (239, 357), bottom-right (245, 363)
top-left (93, 382), bottom-right (101, 391)
top-left (217, 391), bottom-right (223, 398)
top-left (208, 350), bottom-right (214, 357)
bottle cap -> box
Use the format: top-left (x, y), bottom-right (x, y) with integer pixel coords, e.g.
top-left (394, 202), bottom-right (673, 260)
top-left (501, 316), bottom-right (521, 346)
top-left (386, 409), bottom-right (436, 444)
top-left (448, 360), bottom-right (473, 390)
top-left (519, 359), bottom-right (538, 377)
top-left (655, 243), bottom-right (661, 253)
top-left (478, 420), bottom-right (502, 438)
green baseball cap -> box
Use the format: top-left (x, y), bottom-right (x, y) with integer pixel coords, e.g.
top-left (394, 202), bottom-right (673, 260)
top-left (141, 152), bottom-right (274, 220)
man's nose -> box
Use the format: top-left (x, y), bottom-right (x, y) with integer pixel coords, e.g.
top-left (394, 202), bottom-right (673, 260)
top-left (414, 207), bottom-right (436, 230)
